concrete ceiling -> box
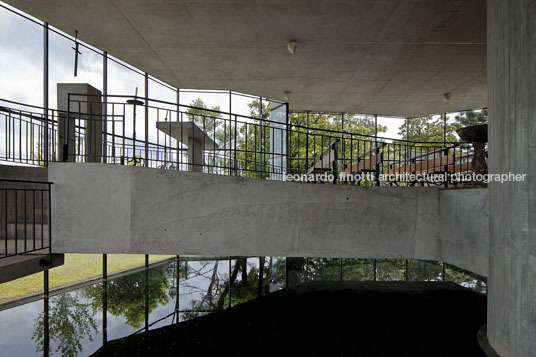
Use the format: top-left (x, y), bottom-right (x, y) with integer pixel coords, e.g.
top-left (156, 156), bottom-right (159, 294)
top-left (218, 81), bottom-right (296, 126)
top-left (7, 0), bottom-right (487, 116)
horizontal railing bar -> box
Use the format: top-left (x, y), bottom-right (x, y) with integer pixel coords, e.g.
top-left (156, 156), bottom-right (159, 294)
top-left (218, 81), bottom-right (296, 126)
top-left (0, 178), bottom-right (53, 185)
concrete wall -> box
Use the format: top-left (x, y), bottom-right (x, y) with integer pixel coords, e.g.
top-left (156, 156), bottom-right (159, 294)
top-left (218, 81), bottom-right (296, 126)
top-left (49, 163), bottom-right (489, 277)
top-left (488, 1), bottom-right (536, 355)
top-left (440, 189), bottom-right (489, 277)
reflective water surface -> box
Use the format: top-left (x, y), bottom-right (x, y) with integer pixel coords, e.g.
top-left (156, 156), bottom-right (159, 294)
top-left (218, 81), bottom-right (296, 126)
top-left (0, 257), bottom-right (486, 357)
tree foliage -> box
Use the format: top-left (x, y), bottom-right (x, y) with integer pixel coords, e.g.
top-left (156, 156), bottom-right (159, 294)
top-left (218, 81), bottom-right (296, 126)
top-left (453, 109), bottom-right (488, 130)
top-left (398, 115), bottom-right (457, 144)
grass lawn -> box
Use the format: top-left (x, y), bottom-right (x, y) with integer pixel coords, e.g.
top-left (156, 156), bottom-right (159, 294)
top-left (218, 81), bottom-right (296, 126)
top-left (0, 253), bottom-right (175, 303)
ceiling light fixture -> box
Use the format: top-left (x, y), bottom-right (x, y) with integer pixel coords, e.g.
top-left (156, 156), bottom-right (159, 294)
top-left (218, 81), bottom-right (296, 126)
top-left (284, 91), bottom-right (290, 101)
top-left (287, 40), bottom-right (297, 55)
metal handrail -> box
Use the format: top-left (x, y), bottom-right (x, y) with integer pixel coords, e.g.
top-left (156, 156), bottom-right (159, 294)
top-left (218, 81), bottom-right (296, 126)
top-left (0, 178), bottom-right (53, 262)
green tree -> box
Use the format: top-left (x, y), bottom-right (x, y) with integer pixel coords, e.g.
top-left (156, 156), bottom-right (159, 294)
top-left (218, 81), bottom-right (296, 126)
top-left (287, 112), bottom-right (387, 174)
top-left (453, 109), bottom-right (488, 130)
top-left (235, 100), bottom-right (272, 178)
top-left (186, 98), bottom-right (235, 173)
top-left (398, 116), bottom-right (457, 144)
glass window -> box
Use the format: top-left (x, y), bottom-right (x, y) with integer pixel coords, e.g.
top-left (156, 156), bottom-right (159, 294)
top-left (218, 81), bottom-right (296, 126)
top-left (0, 6), bottom-right (43, 107)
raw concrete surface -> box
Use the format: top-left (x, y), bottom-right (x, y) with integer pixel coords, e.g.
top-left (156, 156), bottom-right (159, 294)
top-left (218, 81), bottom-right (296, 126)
top-left (487, 0), bottom-right (536, 355)
top-left (49, 163), bottom-right (489, 277)
top-left (5, 0), bottom-right (486, 116)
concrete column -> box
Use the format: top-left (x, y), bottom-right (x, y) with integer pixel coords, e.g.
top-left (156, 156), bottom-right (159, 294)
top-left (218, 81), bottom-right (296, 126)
top-left (57, 83), bottom-right (103, 162)
top-left (187, 136), bottom-right (202, 172)
top-left (487, 1), bottom-right (536, 355)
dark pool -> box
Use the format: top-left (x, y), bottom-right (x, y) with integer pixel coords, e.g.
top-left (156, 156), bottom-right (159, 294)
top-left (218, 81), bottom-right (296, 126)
top-left (0, 257), bottom-right (486, 356)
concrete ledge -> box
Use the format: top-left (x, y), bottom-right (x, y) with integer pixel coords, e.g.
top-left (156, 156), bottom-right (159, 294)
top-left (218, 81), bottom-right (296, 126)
top-left (49, 163), bottom-right (489, 276)
top-left (0, 253), bottom-right (64, 284)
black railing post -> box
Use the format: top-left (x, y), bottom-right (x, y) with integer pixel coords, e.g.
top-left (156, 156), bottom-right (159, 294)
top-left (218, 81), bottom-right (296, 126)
top-left (144, 73), bottom-right (149, 167)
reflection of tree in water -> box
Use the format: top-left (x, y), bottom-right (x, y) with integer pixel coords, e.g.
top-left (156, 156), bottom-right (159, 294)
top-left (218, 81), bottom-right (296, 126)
top-left (83, 264), bottom-right (172, 329)
top-left (32, 292), bottom-right (98, 357)
top-left (180, 258), bottom-right (267, 321)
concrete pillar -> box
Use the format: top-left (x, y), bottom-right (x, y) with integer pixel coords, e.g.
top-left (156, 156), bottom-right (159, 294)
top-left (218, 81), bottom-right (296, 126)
top-left (487, 1), bottom-right (536, 355)
top-left (187, 136), bottom-right (202, 172)
top-left (57, 83), bottom-right (103, 163)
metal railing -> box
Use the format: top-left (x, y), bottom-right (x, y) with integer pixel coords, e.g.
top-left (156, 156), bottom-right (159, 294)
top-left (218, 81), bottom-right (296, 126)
top-left (0, 178), bottom-right (53, 260)
top-left (0, 96), bottom-right (480, 187)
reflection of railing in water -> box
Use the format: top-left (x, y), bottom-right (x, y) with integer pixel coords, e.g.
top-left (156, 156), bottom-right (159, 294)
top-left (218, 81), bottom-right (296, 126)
top-left (0, 97), bottom-right (482, 187)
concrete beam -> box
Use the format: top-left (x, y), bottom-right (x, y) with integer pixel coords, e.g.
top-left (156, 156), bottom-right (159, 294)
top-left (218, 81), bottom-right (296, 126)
top-left (49, 163), bottom-right (489, 276)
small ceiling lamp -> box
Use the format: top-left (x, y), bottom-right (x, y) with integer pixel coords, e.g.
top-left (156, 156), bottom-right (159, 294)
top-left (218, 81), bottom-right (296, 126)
top-left (443, 92), bottom-right (451, 104)
top-left (287, 40), bottom-right (297, 55)
top-left (283, 91), bottom-right (291, 101)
